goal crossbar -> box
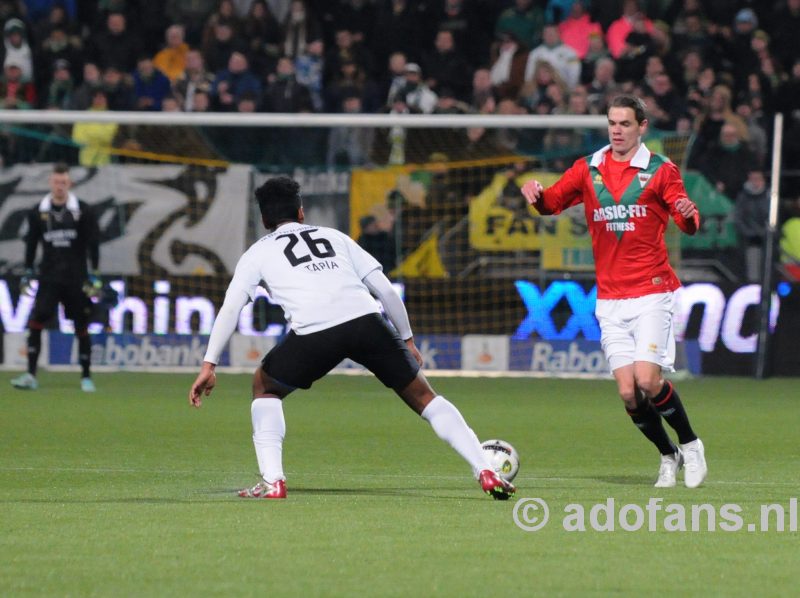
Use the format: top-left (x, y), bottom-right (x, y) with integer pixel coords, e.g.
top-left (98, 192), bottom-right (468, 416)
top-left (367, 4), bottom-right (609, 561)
top-left (0, 109), bottom-right (608, 129)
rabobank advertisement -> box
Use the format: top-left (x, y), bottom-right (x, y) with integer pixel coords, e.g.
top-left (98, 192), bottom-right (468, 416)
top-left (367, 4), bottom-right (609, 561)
top-left (1, 276), bottom-right (797, 376)
top-left (48, 333), bottom-right (230, 368)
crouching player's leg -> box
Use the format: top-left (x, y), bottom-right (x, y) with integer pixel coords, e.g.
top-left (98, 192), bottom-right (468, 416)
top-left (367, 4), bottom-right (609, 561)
top-left (239, 367), bottom-right (292, 499)
top-left (397, 373), bottom-right (516, 500)
top-left (358, 268), bottom-right (514, 498)
top-left (354, 314), bottom-right (514, 500)
top-left (240, 325), bottom-right (348, 500)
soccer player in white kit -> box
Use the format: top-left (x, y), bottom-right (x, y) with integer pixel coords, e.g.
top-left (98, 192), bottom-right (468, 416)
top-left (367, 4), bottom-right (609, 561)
top-left (189, 176), bottom-right (515, 500)
top-left (522, 95), bottom-right (707, 488)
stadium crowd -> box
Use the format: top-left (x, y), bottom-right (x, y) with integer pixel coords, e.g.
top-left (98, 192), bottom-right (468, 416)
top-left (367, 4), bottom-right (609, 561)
top-left (0, 1), bottom-right (797, 281)
top-left (0, 1), bottom-right (799, 186)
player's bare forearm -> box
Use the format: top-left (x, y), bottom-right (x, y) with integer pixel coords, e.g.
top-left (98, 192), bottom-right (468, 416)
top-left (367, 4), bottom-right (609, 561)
top-left (189, 361), bottom-right (217, 408)
top-left (521, 180), bottom-right (544, 208)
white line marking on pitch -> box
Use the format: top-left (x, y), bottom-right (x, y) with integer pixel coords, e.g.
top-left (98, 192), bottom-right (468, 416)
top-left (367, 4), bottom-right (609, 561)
top-left (0, 466), bottom-right (795, 487)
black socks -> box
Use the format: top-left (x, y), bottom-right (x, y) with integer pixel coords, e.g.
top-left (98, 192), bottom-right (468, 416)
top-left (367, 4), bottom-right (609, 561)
top-left (78, 333), bottom-right (92, 378)
top-left (627, 397), bottom-right (677, 456)
top-left (28, 328), bottom-right (93, 379)
top-left (652, 381), bottom-right (697, 445)
top-left (27, 328), bottom-right (41, 376)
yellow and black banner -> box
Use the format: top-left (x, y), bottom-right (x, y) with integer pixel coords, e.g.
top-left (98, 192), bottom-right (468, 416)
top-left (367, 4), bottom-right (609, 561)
top-left (468, 171), bottom-right (594, 271)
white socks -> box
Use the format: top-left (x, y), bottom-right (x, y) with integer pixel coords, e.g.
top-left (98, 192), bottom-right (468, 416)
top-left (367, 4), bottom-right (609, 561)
top-left (251, 397), bottom-right (286, 483)
top-left (421, 395), bottom-right (489, 478)
top-left (251, 395), bottom-right (488, 483)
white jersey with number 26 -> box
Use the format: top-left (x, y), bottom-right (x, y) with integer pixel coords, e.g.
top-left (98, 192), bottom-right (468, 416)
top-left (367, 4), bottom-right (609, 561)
top-left (226, 222), bottom-right (382, 335)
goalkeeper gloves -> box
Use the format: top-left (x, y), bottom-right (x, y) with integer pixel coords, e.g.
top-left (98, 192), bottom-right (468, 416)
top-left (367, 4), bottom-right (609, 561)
top-left (20, 269), bottom-right (35, 296)
top-left (83, 271), bottom-right (103, 299)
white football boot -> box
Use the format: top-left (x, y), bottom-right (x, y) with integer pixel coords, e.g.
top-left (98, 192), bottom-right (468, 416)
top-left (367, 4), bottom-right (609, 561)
top-left (11, 372), bottom-right (38, 390)
top-left (681, 438), bottom-right (707, 488)
top-left (654, 448), bottom-right (683, 488)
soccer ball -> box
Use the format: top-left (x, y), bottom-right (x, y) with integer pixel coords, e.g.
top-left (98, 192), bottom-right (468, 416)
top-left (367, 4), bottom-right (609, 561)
top-left (481, 439), bottom-right (520, 482)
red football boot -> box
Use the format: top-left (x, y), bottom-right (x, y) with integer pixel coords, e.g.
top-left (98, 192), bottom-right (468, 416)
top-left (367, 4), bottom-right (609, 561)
top-left (479, 469), bottom-right (516, 500)
top-left (238, 479), bottom-right (287, 499)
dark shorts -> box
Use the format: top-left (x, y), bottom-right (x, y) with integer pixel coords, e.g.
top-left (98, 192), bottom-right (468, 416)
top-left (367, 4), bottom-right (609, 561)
top-left (30, 280), bottom-right (90, 328)
top-left (261, 313), bottom-right (420, 392)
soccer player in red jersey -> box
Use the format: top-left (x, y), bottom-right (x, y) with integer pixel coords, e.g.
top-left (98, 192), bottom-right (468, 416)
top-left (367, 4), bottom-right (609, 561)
top-left (522, 95), bottom-right (707, 488)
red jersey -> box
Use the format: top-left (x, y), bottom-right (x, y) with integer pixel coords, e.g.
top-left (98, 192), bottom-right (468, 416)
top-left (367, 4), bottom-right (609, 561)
top-left (532, 144), bottom-right (700, 299)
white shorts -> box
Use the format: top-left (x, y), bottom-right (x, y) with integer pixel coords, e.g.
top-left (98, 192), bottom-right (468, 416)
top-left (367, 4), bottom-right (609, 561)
top-left (595, 292), bottom-right (676, 373)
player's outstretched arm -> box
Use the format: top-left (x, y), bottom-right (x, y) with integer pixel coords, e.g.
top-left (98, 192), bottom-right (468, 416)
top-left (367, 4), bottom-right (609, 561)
top-left (189, 362), bottom-right (216, 408)
top-left (521, 179), bottom-right (544, 206)
top-left (190, 285), bottom-right (250, 408)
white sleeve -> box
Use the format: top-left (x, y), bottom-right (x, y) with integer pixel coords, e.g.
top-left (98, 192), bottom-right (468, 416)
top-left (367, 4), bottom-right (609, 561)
top-left (363, 269), bottom-right (413, 341)
top-left (203, 251), bottom-right (261, 364)
top-left (203, 287), bottom-right (249, 364)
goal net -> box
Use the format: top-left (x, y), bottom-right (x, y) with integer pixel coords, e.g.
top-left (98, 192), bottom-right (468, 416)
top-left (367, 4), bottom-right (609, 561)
top-left (0, 110), bottom-right (693, 374)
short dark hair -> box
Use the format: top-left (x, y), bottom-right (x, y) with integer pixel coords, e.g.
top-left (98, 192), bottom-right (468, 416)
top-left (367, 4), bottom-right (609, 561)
top-left (255, 176), bottom-right (301, 229)
top-left (53, 162), bottom-right (69, 174)
top-left (608, 94), bottom-right (648, 124)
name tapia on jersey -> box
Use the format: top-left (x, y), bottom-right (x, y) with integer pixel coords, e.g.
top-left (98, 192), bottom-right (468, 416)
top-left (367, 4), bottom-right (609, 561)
top-left (593, 203), bottom-right (648, 232)
top-left (303, 259), bottom-right (341, 272)
top-left (230, 223), bottom-right (384, 335)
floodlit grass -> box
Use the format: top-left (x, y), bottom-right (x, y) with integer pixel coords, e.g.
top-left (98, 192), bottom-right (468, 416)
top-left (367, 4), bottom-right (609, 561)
top-left (1, 372), bottom-right (798, 597)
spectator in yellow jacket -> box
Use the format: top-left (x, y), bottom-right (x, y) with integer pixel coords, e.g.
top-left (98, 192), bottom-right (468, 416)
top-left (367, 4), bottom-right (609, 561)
top-left (153, 25), bottom-right (190, 82)
top-left (71, 90), bottom-right (118, 165)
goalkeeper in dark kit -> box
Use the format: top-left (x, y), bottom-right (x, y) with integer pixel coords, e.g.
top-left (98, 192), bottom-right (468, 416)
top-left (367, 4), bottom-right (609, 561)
top-left (11, 163), bottom-right (101, 392)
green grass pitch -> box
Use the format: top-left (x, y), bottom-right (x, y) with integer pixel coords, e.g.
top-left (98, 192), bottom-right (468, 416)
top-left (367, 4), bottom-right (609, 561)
top-left (1, 371), bottom-right (798, 597)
